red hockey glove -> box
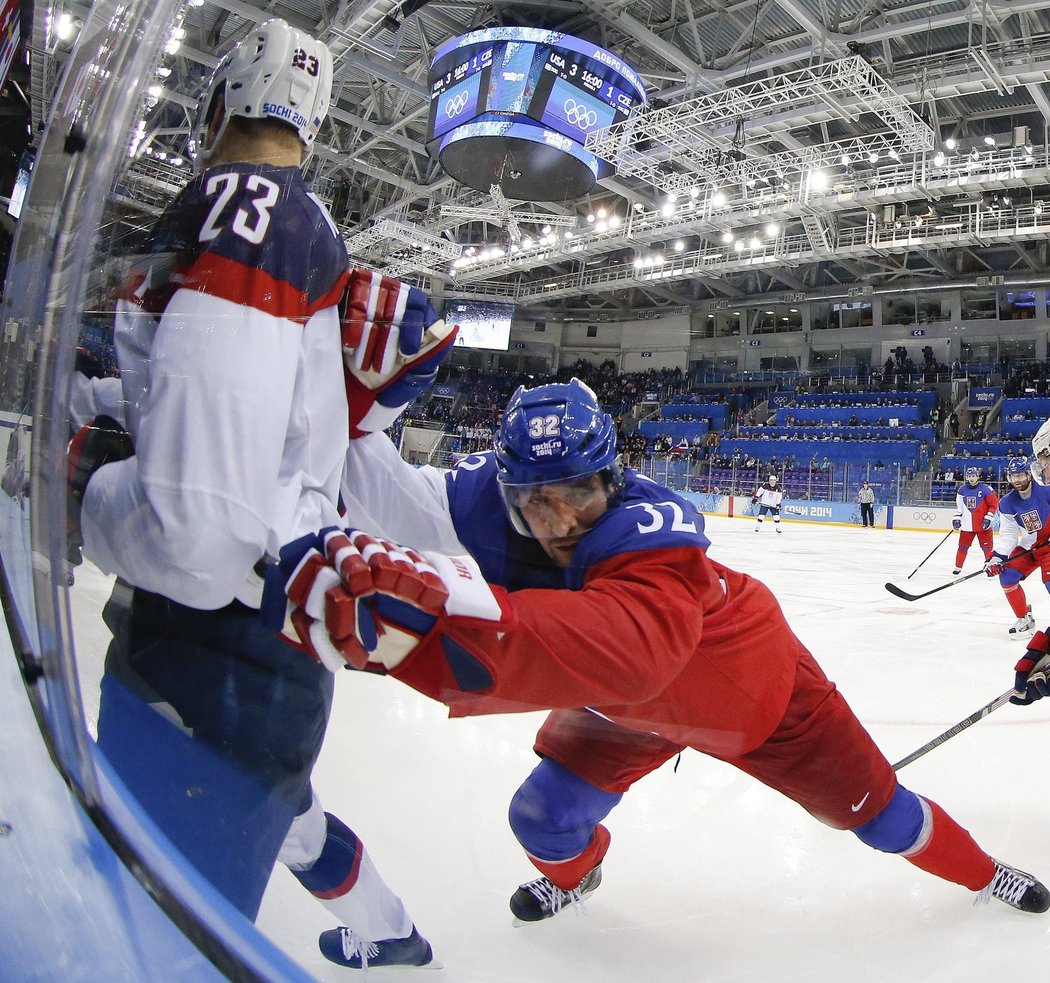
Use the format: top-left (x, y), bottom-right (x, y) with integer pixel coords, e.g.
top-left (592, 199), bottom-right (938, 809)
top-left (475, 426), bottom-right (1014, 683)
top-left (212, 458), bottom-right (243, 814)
top-left (262, 527), bottom-right (511, 674)
top-left (67, 415), bottom-right (134, 565)
top-left (1011, 630), bottom-right (1050, 706)
top-left (341, 269), bottom-right (458, 438)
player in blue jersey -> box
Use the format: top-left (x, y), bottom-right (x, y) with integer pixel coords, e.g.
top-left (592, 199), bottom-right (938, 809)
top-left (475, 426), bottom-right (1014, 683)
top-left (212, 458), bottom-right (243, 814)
top-left (66, 20), bottom-right (435, 967)
top-left (1007, 420), bottom-right (1050, 708)
top-left (266, 378), bottom-right (1050, 952)
top-left (983, 457), bottom-right (1050, 637)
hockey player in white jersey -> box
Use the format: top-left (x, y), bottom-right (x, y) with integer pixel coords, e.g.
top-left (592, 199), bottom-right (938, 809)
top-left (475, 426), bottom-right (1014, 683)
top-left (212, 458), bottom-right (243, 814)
top-left (66, 20), bottom-right (436, 969)
top-left (753, 474), bottom-right (784, 533)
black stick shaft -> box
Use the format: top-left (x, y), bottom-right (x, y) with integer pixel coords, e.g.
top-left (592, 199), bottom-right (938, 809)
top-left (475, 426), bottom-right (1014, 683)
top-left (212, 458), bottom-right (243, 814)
top-left (892, 690), bottom-right (1015, 771)
top-left (906, 529), bottom-right (954, 580)
top-left (885, 545), bottom-right (1038, 602)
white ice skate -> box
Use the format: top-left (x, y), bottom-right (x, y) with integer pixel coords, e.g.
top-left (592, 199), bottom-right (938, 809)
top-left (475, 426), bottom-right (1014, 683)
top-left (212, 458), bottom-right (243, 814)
top-left (1009, 607), bottom-right (1036, 639)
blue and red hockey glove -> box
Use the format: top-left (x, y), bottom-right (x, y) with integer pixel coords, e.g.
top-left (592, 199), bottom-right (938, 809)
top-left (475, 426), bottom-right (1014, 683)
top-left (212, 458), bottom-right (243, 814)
top-left (1012, 630), bottom-right (1050, 705)
top-left (261, 527), bottom-right (512, 674)
top-left (341, 269), bottom-right (459, 438)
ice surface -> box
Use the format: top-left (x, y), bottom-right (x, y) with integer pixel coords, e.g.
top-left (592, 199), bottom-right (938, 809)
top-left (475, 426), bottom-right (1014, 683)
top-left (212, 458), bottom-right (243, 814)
top-left (71, 516), bottom-right (1050, 982)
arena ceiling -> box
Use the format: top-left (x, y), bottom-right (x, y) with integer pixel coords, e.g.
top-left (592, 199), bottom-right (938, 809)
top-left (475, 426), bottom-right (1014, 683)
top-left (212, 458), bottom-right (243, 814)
top-left (33, 0), bottom-right (1050, 320)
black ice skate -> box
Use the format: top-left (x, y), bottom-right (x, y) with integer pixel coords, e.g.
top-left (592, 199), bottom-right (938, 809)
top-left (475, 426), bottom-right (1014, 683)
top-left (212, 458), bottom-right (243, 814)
top-left (510, 863), bottom-right (602, 922)
top-left (318, 925), bottom-right (438, 969)
top-left (977, 860), bottom-right (1050, 913)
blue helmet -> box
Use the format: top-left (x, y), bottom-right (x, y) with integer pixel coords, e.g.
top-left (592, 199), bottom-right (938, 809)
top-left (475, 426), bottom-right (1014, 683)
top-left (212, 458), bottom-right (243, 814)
top-left (1006, 457), bottom-right (1031, 477)
top-left (494, 378), bottom-right (622, 535)
top-left (964, 466), bottom-right (980, 481)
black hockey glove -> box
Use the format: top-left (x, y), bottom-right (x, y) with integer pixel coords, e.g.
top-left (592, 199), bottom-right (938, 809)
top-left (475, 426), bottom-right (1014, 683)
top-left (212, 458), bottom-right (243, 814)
top-left (67, 415), bottom-right (134, 565)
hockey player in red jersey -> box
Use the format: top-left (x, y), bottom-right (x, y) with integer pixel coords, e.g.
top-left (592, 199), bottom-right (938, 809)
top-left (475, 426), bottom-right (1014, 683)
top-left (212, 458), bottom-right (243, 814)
top-left (266, 380), bottom-right (1050, 931)
top-left (982, 457), bottom-right (1050, 638)
top-left (1004, 420), bottom-right (1050, 716)
top-left (951, 466), bottom-right (998, 575)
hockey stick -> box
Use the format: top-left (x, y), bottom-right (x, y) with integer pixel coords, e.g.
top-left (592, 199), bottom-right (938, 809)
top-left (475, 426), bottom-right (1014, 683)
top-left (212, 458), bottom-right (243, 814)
top-left (906, 529), bottom-right (954, 580)
top-left (884, 545), bottom-right (1038, 602)
top-left (891, 689), bottom-right (1015, 771)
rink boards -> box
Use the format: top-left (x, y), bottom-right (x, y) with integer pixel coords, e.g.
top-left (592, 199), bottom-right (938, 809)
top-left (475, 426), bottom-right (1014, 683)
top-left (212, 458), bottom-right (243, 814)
top-left (682, 493), bottom-right (958, 532)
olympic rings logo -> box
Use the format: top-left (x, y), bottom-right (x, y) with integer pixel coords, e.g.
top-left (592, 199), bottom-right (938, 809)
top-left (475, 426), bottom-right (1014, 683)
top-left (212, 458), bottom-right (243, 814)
top-left (911, 510), bottom-right (936, 523)
top-left (445, 92), bottom-right (470, 117)
top-left (563, 98), bottom-right (598, 129)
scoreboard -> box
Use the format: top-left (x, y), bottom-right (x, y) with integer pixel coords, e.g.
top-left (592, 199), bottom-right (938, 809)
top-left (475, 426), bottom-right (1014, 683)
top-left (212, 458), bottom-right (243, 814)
top-left (430, 46), bottom-right (493, 143)
top-left (426, 27), bottom-right (646, 200)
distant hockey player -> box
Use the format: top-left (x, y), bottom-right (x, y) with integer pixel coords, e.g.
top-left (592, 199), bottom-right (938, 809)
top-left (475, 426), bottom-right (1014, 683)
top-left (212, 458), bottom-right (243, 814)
top-left (66, 20), bottom-right (437, 968)
top-left (983, 457), bottom-right (1049, 638)
top-left (268, 379), bottom-right (1049, 941)
top-left (753, 474), bottom-right (783, 533)
top-left (952, 466), bottom-right (998, 574)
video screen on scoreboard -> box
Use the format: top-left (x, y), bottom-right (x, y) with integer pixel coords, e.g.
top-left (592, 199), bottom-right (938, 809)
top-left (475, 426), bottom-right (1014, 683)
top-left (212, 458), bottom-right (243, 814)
top-left (445, 299), bottom-right (515, 351)
top-left (427, 45), bottom-right (493, 144)
top-left (538, 75), bottom-right (618, 141)
top-left (430, 73), bottom-right (484, 141)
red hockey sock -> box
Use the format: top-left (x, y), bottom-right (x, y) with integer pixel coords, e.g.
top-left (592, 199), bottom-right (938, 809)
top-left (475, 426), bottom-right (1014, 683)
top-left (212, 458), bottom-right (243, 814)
top-left (527, 824), bottom-right (612, 890)
top-left (954, 549), bottom-right (966, 568)
top-left (903, 798), bottom-right (994, 891)
top-left (1004, 584), bottom-right (1029, 618)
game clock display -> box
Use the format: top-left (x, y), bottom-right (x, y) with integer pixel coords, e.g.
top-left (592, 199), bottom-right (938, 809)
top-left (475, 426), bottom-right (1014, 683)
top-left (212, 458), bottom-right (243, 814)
top-left (426, 27), bottom-right (646, 158)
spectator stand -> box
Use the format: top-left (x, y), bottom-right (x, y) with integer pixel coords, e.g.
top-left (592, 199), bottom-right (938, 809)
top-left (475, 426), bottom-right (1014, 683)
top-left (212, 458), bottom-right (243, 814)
top-left (792, 390), bottom-right (937, 415)
top-left (1000, 396), bottom-right (1050, 438)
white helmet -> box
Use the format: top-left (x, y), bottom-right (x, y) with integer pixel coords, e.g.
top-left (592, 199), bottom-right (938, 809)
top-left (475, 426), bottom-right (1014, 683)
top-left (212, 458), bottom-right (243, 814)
top-left (1033, 418), bottom-right (1050, 462)
top-left (194, 19), bottom-right (333, 166)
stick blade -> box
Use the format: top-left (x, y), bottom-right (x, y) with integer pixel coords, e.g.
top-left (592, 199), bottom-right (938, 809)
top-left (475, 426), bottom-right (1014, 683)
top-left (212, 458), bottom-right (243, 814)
top-left (884, 581), bottom-right (919, 601)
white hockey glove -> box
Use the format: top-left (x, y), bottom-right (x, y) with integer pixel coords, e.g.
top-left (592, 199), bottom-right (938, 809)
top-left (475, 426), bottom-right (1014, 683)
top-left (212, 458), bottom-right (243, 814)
top-left (341, 269), bottom-right (459, 438)
top-left (261, 527), bottom-right (511, 674)
top-left (984, 553), bottom-right (1008, 577)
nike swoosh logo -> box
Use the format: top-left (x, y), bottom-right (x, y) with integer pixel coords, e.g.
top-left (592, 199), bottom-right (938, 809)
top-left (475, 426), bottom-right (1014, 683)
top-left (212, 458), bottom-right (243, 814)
top-left (851, 792), bottom-right (870, 813)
